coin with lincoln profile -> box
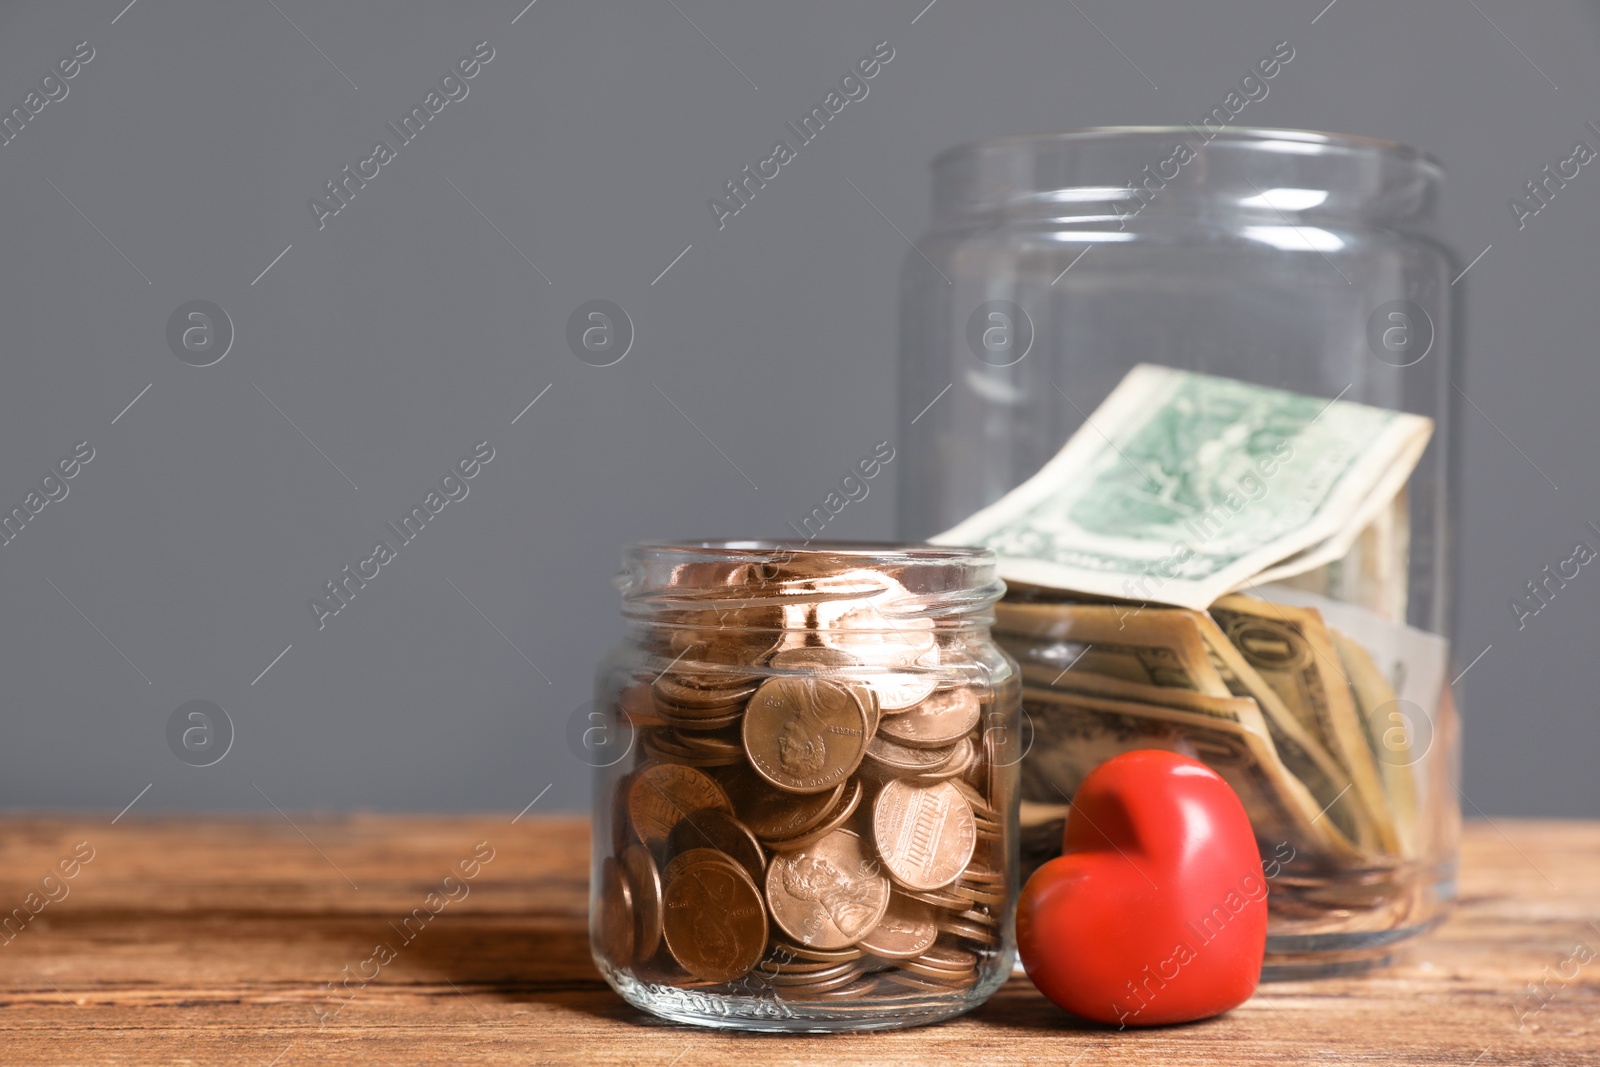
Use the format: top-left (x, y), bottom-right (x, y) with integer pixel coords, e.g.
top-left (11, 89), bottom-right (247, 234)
top-left (764, 829), bottom-right (890, 950)
top-left (741, 675), bottom-right (870, 794)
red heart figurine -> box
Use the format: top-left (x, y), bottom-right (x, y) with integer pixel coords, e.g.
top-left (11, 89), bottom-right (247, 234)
top-left (1016, 749), bottom-right (1268, 1027)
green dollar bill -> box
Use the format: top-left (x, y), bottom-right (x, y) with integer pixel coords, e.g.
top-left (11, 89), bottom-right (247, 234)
top-left (934, 364), bottom-right (1433, 610)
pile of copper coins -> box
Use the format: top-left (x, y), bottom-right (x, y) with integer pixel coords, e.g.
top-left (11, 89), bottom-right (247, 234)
top-left (594, 557), bottom-right (1016, 1006)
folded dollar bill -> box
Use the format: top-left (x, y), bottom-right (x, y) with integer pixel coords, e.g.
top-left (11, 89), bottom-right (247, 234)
top-left (932, 364), bottom-right (1434, 611)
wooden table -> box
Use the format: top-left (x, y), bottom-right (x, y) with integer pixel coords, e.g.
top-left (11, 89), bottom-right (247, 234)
top-left (1, 816), bottom-right (1595, 1065)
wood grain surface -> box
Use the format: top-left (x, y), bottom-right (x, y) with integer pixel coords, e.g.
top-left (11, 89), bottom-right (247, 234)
top-left (0, 815), bottom-right (1594, 1065)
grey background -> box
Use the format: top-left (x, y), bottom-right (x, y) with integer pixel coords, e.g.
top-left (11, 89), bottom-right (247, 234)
top-left (1, 0), bottom-right (1595, 818)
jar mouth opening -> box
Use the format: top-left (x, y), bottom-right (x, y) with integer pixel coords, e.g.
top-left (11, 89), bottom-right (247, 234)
top-left (932, 126), bottom-right (1443, 175)
top-left (618, 540), bottom-right (1005, 622)
top-left (929, 126), bottom-right (1444, 227)
top-left (629, 539), bottom-right (994, 566)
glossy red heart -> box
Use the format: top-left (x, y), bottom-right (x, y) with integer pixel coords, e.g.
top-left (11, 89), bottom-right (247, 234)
top-left (1016, 749), bottom-right (1267, 1027)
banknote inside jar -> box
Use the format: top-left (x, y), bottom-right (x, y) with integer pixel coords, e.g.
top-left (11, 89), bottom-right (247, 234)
top-left (597, 549), bottom-right (1015, 1003)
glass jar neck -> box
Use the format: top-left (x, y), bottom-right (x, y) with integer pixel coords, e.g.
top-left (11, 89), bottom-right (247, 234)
top-left (930, 126), bottom-right (1443, 231)
top-left (617, 541), bottom-right (1005, 632)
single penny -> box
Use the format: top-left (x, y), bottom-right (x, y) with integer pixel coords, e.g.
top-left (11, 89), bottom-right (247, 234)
top-left (620, 843), bottom-right (663, 960)
top-left (881, 971), bottom-right (966, 995)
top-left (627, 764), bottom-right (732, 851)
top-left (902, 885), bottom-right (969, 910)
top-left (858, 683), bottom-right (882, 741)
top-left (756, 955), bottom-right (850, 977)
top-left (663, 847), bottom-right (734, 886)
top-left (642, 735), bottom-right (739, 769)
top-left (653, 674), bottom-right (758, 712)
top-left (950, 778), bottom-right (997, 820)
top-left (970, 809), bottom-right (1002, 835)
top-left (742, 676), bottom-right (870, 795)
top-left (767, 647), bottom-right (861, 670)
top-left (660, 851), bottom-right (768, 983)
top-left (667, 808), bottom-right (765, 885)
top-left (673, 733), bottom-right (744, 757)
top-left (901, 957), bottom-right (979, 984)
top-left (658, 710), bottom-right (743, 732)
top-left (873, 779), bottom-right (977, 892)
top-left (766, 960), bottom-right (859, 987)
top-left (816, 974), bottom-right (881, 1000)
top-left (953, 881), bottom-right (1008, 908)
top-left (766, 779), bottom-right (863, 853)
top-left (938, 916), bottom-right (999, 946)
top-left (764, 829), bottom-right (890, 950)
top-left (857, 894), bottom-right (941, 961)
top-left (736, 775), bottom-right (846, 842)
top-left (921, 943), bottom-right (979, 970)
top-left (901, 956), bottom-right (974, 980)
top-left (870, 668), bottom-right (939, 714)
top-left (907, 737), bottom-right (976, 782)
top-left (878, 687), bottom-right (982, 749)
top-left (769, 964), bottom-right (865, 994)
top-left (597, 857), bottom-right (635, 965)
top-left (959, 865), bottom-right (1006, 885)
top-left (863, 734), bottom-right (955, 775)
top-left (653, 699), bottom-right (752, 724)
top-left (769, 941), bottom-right (864, 965)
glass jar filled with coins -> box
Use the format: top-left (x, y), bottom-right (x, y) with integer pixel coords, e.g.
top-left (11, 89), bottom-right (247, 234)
top-left (587, 541), bottom-right (1021, 1031)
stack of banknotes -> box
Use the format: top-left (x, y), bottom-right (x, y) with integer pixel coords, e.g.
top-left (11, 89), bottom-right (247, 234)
top-left (933, 365), bottom-right (1449, 874)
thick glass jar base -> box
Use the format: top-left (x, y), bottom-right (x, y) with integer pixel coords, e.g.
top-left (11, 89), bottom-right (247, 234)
top-left (599, 953), bottom-right (1015, 1033)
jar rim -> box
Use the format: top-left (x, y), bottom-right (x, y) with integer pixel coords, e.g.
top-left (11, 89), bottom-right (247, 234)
top-left (932, 125), bottom-right (1444, 175)
top-left (618, 540), bottom-right (1005, 621)
top-left (627, 539), bottom-right (995, 564)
